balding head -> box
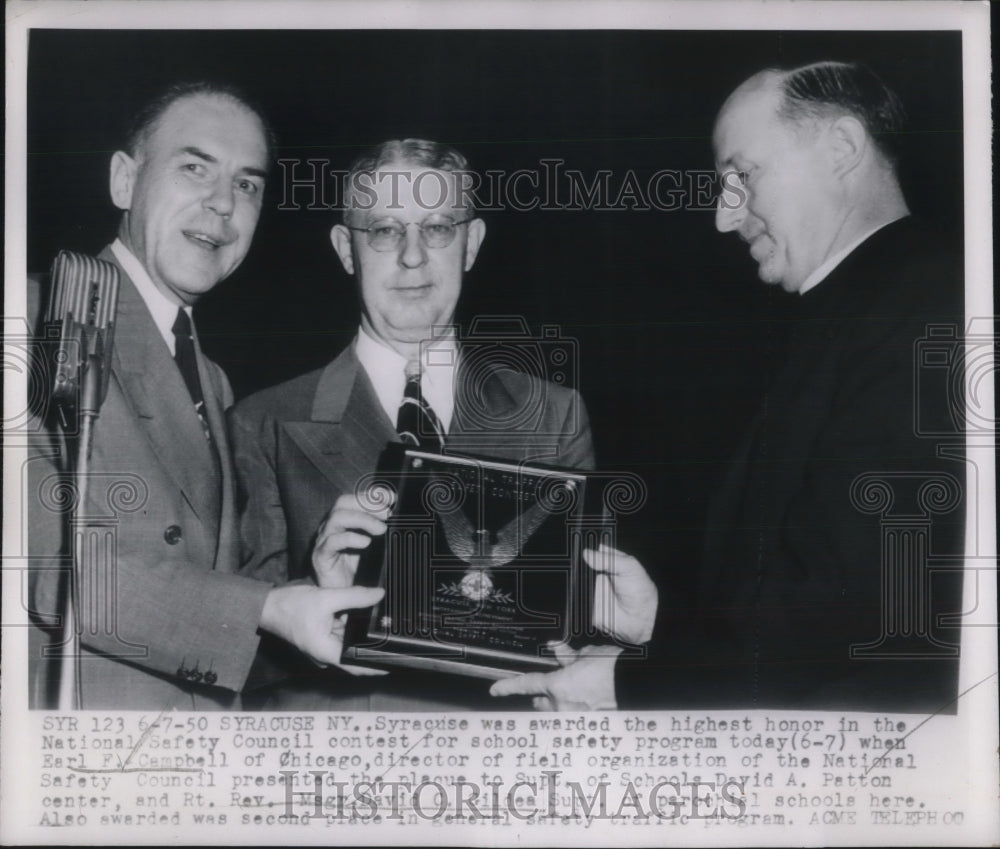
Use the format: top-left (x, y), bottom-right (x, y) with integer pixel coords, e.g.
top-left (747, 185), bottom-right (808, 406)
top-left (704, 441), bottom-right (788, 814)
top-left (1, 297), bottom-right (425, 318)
top-left (717, 69), bottom-right (784, 120)
top-left (773, 62), bottom-right (906, 166)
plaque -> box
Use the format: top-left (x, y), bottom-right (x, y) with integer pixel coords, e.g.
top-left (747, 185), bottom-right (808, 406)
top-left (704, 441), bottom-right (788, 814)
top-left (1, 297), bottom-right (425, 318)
top-left (343, 445), bottom-right (605, 679)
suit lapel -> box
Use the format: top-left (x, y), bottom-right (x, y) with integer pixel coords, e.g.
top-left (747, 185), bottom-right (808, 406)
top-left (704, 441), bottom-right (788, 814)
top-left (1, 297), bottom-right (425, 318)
top-left (284, 345), bottom-right (398, 491)
top-left (448, 357), bottom-right (520, 440)
top-left (103, 249), bottom-right (221, 529)
top-left (193, 329), bottom-right (230, 556)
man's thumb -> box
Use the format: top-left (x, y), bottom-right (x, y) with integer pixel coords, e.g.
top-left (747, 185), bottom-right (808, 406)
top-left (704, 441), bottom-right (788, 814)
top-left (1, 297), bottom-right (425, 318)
top-left (324, 585), bottom-right (384, 614)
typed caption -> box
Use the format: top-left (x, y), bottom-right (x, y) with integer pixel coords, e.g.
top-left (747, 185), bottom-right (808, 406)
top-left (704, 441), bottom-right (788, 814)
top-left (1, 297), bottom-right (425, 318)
top-left (28, 708), bottom-right (979, 842)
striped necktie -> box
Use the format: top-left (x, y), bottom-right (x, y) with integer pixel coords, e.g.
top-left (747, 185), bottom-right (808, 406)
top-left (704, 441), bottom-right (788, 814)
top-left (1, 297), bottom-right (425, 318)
top-left (396, 360), bottom-right (445, 451)
top-left (171, 308), bottom-right (213, 443)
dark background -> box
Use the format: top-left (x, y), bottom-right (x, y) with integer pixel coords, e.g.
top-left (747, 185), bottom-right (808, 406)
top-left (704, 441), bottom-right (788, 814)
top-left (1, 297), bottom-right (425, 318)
top-left (27, 29), bottom-right (964, 597)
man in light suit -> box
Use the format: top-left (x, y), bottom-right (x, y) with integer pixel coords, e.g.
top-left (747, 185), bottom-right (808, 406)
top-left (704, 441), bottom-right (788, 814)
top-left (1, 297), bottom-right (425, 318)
top-left (28, 82), bottom-right (383, 710)
top-left (230, 139), bottom-right (597, 710)
top-left (493, 61), bottom-right (964, 712)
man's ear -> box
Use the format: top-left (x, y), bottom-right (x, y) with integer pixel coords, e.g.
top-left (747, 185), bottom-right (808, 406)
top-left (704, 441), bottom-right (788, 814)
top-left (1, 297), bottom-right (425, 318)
top-left (330, 224), bottom-right (355, 274)
top-left (463, 218), bottom-right (486, 272)
top-left (109, 150), bottom-right (137, 210)
top-left (827, 115), bottom-right (867, 178)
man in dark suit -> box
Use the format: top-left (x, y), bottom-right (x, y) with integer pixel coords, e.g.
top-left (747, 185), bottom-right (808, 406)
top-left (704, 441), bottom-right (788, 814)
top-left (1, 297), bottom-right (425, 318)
top-left (230, 139), bottom-right (596, 710)
top-left (493, 61), bottom-right (964, 712)
top-left (28, 82), bottom-right (383, 710)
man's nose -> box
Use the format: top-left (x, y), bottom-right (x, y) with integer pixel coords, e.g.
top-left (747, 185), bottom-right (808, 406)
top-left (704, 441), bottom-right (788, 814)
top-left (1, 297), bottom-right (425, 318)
top-left (204, 178), bottom-right (235, 218)
top-left (715, 194), bottom-right (745, 233)
top-left (398, 223), bottom-right (427, 268)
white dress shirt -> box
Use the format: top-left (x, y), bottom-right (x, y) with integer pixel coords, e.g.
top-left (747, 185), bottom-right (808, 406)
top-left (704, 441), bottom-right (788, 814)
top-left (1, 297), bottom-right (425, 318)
top-left (355, 325), bottom-right (457, 432)
top-left (110, 239), bottom-right (192, 355)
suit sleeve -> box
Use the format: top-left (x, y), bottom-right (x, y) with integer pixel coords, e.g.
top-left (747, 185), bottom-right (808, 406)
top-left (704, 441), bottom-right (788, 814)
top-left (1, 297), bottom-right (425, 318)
top-left (228, 402), bottom-right (294, 584)
top-left (27, 441), bottom-right (271, 694)
top-left (554, 389), bottom-right (597, 471)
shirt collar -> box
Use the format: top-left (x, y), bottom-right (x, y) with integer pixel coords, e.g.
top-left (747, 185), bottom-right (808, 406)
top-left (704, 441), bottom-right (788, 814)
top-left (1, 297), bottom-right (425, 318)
top-left (354, 325), bottom-right (458, 431)
top-left (110, 238), bottom-right (190, 356)
top-left (798, 215), bottom-right (906, 296)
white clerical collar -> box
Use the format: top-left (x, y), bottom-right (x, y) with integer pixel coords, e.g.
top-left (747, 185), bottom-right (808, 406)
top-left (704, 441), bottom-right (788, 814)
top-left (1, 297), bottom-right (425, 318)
top-left (110, 239), bottom-right (191, 356)
top-left (798, 216), bottom-right (906, 296)
top-left (354, 325), bottom-right (457, 431)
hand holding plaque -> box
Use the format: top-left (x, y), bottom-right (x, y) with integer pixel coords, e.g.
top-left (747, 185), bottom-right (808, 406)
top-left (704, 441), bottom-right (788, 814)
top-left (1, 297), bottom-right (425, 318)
top-left (312, 492), bottom-right (394, 589)
top-left (343, 445), bottom-right (606, 679)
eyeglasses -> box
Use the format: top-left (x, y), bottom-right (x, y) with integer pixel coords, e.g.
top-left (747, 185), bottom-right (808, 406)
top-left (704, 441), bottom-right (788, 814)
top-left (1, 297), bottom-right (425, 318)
top-left (347, 215), bottom-right (474, 252)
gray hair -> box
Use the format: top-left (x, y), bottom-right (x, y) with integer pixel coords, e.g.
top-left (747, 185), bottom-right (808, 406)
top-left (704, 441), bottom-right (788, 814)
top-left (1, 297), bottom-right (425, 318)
top-left (341, 138), bottom-right (477, 221)
top-left (775, 61), bottom-right (906, 164)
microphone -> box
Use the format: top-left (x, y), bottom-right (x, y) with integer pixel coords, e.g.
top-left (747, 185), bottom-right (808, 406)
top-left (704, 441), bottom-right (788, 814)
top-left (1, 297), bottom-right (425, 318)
top-left (43, 251), bottom-right (120, 431)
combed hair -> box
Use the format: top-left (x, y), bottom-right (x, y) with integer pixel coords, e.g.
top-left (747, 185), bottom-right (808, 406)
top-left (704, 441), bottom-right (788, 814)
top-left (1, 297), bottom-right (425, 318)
top-left (776, 61), bottom-right (906, 163)
top-left (342, 138), bottom-right (477, 220)
top-left (123, 80), bottom-right (277, 164)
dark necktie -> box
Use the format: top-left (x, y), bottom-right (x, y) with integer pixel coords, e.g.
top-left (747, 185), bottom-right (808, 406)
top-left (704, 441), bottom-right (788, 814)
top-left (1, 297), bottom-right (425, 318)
top-left (171, 308), bottom-right (213, 442)
top-left (396, 360), bottom-right (445, 451)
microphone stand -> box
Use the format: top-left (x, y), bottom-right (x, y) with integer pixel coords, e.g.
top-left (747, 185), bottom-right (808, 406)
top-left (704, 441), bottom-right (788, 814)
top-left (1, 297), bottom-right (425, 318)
top-left (56, 345), bottom-right (104, 711)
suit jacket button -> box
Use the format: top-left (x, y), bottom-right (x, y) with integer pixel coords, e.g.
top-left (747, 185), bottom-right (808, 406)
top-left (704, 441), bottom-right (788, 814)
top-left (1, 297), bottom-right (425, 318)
top-left (164, 525), bottom-right (183, 545)
top-left (203, 671), bottom-right (218, 685)
top-left (176, 665), bottom-right (188, 679)
top-left (188, 670), bottom-right (204, 682)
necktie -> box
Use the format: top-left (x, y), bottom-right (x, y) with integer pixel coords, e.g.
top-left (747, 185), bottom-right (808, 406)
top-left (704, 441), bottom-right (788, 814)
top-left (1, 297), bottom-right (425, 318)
top-left (171, 308), bottom-right (212, 442)
top-left (396, 360), bottom-right (445, 451)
